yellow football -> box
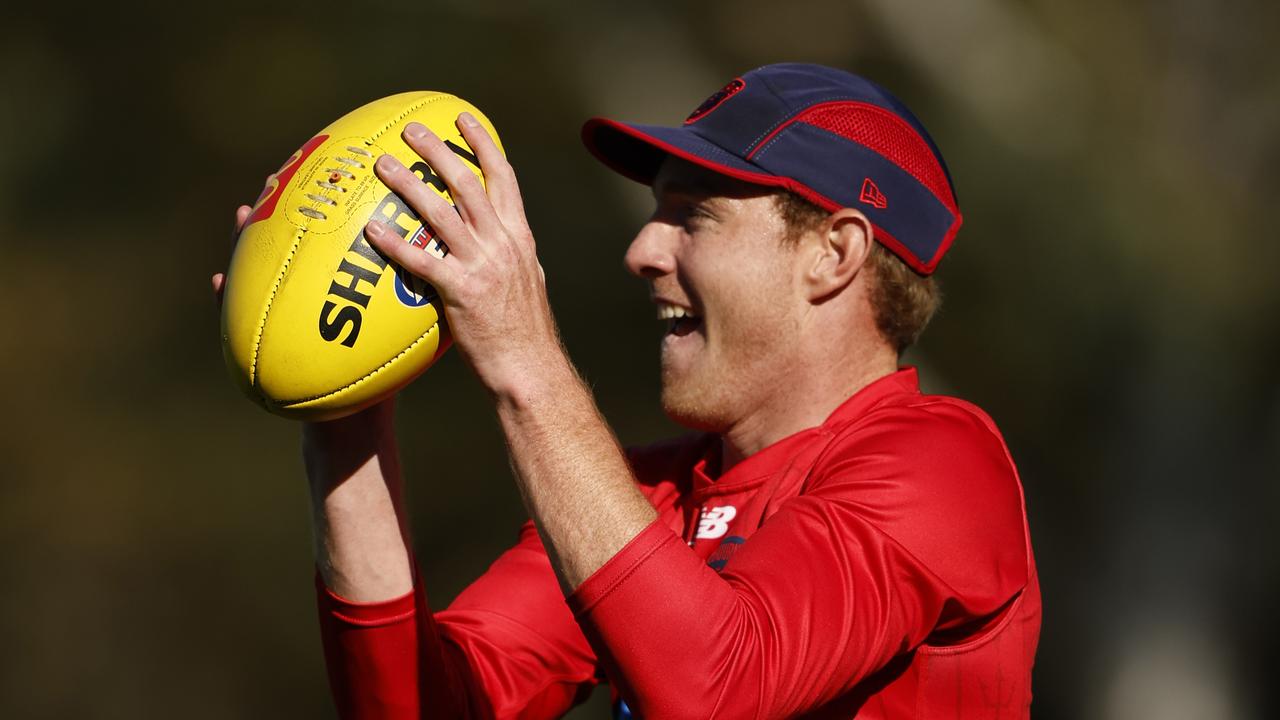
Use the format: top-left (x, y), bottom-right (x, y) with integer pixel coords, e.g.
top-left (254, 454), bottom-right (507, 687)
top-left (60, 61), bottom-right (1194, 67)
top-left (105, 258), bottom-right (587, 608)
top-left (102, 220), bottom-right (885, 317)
top-left (221, 92), bottom-right (502, 421)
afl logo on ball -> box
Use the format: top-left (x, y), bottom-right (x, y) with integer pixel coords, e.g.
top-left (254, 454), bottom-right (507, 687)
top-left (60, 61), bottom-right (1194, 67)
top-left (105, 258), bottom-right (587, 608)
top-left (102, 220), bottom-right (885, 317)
top-left (685, 78), bottom-right (745, 125)
top-left (393, 267), bottom-right (435, 307)
top-left (393, 224), bottom-right (443, 308)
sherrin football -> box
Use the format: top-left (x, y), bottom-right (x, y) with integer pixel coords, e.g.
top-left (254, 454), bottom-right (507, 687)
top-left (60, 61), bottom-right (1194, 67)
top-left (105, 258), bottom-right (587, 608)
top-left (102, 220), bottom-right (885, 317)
top-left (221, 92), bottom-right (503, 421)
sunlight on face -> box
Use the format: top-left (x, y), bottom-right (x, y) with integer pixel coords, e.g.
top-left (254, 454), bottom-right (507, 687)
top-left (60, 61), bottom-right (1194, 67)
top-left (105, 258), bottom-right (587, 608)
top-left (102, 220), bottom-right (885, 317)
top-left (626, 158), bottom-right (806, 433)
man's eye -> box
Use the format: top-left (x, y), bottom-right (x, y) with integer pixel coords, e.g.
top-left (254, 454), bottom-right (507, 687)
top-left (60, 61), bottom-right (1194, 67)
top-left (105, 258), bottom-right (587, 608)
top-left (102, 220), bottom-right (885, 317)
top-left (683, 206), bottom-right (713, 227)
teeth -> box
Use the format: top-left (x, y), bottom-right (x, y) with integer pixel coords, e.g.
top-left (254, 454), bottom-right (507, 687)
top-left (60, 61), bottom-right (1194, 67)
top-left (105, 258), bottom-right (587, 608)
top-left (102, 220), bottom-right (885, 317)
top-left (657, 303), bottom-right (697, 321)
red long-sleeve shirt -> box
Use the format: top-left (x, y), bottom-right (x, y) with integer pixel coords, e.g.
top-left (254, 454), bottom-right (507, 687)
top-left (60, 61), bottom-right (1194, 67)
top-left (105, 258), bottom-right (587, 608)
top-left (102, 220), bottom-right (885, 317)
top-left (316, 368), bottom-right (1041, 718)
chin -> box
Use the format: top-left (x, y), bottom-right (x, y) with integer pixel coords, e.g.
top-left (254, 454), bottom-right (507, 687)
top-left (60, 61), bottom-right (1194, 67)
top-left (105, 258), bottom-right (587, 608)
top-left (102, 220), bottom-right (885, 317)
top-left (659, 373), bottom-right (733, 433)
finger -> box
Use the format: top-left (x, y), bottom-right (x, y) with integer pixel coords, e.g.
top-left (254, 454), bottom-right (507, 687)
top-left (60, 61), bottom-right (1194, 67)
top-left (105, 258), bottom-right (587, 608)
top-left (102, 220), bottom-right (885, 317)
top-left (401, 122), bottom-right (503, 238)
top-left (218, 205), bottom-right (253, 310)
top-left (364, 219), bottom-right (458, 292)
top-left (234, 204), bottom-right (252, 235)
top-left (374, 154), bottom-right (476, 261)
top-left (456, 113), bottom-right (528, 233)
top-left (212, 272), bottom-right (226, 308)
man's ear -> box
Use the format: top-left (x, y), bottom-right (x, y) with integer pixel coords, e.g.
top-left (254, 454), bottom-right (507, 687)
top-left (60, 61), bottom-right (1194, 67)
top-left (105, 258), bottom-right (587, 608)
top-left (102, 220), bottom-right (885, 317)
top-left (803, 208), bottom-right (874, 302)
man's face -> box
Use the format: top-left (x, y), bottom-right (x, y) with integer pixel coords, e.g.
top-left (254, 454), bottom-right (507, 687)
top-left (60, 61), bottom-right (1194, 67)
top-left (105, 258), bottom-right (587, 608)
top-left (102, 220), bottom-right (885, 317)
top-left (625, 157), bottom-right (805, 433)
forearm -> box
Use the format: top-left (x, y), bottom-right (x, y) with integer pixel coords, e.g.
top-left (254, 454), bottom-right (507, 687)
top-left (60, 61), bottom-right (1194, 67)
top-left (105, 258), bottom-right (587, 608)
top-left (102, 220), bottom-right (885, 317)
top-left (359, 116), bottom-right (655, 591)
top-left (494, 352), bottom-right (657, 591)
top-left (303, 400), bottom-right (415, 602)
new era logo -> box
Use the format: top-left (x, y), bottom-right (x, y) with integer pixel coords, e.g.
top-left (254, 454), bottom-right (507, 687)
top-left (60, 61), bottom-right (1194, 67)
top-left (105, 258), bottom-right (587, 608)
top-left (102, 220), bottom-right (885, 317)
top-left (860, 178), bottom-right (888, 209)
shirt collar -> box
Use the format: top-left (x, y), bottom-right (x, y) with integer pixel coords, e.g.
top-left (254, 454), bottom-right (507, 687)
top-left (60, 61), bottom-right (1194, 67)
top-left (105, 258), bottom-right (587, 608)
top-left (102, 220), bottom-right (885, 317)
top-left (691, 367), bottom-right (921, 492)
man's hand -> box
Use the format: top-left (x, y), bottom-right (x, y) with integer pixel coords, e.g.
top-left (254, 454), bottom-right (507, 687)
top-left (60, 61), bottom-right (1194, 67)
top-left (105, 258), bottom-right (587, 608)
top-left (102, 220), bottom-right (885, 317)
top-left (363, 114), bottom-right (565, 400)
top-left (363, 115), bottom-right (656, 590)
top-left (211, 204), bottom-right (253, 307)
top-left (213, 206), bottom-right (411, 601)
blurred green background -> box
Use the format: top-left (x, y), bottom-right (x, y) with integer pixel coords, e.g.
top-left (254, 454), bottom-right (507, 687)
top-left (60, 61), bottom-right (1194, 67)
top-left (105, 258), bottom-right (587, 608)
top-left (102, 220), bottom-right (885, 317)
top-left (2, 0), bottom-right (1277, 717)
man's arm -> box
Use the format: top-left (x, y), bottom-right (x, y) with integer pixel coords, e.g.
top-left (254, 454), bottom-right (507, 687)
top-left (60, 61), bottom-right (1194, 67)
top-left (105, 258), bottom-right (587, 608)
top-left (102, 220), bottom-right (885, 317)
top-left (491, 351), bottom-right (657, 590)
top-left (217, 207), bottom-right (600, 719)
top-left (364, 117), bottom-right (657, 591)
top-left (217, 205), bottom-right (416, 603)
top-left (305, 401), bottom-right (425, 718)
top-left (302, 400), bottom-right (414, 602)
top-left (303, 399), bottom-right (607, 720)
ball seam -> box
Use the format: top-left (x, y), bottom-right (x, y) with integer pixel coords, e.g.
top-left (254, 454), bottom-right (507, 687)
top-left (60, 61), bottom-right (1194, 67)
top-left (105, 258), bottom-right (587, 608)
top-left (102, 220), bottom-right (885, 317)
top-left (277, 322), bottom-right (440, 406)
top-left (367, 93), bottom-right (453, 144)
top-left (248, 225), bottom-right (308, 385)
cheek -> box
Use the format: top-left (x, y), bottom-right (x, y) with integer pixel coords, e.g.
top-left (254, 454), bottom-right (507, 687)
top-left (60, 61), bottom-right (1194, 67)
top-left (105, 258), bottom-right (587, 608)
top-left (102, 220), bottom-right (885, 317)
top-left (706, 254), bottom-right (796, 349)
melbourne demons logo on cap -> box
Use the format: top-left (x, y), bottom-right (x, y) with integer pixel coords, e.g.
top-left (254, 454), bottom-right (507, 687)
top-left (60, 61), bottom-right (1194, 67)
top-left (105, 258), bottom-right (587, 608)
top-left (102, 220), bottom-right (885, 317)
top-left (685, 78), bottom-right (745, 125)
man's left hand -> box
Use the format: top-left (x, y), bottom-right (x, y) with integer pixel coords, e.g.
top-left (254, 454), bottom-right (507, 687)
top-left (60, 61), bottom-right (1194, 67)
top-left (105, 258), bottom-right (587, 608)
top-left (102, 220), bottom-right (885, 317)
top-left (364, 114), bottom-right (563, 398)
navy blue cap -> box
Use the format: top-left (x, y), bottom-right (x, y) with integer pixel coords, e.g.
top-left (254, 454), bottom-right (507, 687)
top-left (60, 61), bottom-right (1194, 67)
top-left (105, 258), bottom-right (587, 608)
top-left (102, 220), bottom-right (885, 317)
top-left (581, 63), bottom-right (961, 275)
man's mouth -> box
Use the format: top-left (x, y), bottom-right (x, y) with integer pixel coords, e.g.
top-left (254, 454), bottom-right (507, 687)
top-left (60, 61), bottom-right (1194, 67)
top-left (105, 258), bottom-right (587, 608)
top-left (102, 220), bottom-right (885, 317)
top-left (657, 302), bottom-right (702, 337)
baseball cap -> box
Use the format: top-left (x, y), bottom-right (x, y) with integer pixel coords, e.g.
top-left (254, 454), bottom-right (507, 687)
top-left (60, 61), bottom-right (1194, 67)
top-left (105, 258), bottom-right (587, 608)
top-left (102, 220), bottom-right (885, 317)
top-left (581, 63), bottom-right (961, 275)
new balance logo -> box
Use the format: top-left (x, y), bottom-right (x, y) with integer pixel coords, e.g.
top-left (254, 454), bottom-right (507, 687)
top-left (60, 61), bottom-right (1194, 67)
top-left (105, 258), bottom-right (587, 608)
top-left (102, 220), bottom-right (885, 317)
top-left (696, 505), bottom-right (737, 540)
top-left (860, 177), bottom-right (888, 209)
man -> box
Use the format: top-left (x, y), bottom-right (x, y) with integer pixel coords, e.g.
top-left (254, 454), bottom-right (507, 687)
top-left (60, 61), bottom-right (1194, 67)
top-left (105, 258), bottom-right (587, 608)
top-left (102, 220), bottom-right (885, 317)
top-left (226, 63), bottom-right (1040, 718)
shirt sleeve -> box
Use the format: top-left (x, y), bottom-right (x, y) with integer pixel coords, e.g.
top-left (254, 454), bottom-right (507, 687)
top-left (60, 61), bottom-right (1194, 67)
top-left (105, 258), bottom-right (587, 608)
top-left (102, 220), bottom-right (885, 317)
top-left (316, 521), bottom-right (601, 719)
top-left (567, 403), bottom-right (1030, 720)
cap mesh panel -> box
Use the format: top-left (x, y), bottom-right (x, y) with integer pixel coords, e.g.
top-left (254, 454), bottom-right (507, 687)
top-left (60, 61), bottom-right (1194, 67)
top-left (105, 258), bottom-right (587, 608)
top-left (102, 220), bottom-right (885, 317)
top-left (798, 103), bottom-right (956, 211)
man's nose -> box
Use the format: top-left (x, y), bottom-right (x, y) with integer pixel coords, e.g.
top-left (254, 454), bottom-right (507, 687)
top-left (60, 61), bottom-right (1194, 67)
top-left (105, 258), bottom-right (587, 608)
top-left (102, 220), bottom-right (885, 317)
top-left (624, 221), bottom-right (677, 280)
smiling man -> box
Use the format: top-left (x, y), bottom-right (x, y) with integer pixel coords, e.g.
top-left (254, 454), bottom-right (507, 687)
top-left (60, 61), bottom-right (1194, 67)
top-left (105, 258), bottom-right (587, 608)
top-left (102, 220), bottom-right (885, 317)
top-left (296, 64), bottom-right (1040, 719)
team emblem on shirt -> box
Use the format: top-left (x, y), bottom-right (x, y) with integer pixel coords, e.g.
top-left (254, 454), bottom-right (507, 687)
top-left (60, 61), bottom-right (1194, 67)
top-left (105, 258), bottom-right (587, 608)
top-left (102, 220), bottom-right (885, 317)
top-left (707, 535), bottom-right (745, 572)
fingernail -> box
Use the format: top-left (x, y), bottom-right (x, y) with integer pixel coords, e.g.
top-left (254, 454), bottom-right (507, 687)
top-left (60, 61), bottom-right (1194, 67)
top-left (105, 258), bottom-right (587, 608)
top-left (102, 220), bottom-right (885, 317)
top-left (366, 220), bottom-right (387, 238)
top-left (404, 122), bottom-right (427, 139)
top-left (458, 112), bottom-right (479, 128)
top-left (377, 155), bottom-right (398, 173)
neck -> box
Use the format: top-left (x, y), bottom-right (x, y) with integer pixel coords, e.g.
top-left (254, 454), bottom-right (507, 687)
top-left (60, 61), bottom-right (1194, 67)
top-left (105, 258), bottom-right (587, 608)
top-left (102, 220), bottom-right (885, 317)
top-left (719, 338), bottom-right (898, 471)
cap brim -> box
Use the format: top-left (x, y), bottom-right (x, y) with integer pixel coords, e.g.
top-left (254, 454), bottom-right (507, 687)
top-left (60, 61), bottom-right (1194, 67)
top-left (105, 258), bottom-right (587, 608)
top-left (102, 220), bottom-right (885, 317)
top-left (581, 118), bottom-right (794, 191)
top-left (581, 117), bottom-right (960, 276)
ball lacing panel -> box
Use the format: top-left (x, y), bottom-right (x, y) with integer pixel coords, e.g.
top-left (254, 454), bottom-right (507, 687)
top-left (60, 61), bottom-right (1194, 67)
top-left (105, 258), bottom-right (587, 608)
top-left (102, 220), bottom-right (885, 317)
top-left (296, 146), bottom-right (376, 221)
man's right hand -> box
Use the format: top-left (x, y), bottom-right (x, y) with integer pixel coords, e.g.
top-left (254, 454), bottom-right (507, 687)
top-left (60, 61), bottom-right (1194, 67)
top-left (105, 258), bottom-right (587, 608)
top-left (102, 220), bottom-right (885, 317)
top-left (211, 204), bottom-right (253, 307)
top-left (217, 204), bottom-right (414, 602)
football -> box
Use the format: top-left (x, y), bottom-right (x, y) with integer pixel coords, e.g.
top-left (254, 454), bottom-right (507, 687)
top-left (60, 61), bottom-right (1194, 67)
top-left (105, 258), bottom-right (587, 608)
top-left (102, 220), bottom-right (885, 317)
top-left (221, 92), bottom-right (503, 421)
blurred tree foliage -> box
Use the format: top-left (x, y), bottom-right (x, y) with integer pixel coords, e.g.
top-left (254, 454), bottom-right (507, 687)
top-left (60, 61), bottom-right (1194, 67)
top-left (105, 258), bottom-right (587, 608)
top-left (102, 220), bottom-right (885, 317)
top-left (1, 1), bottom-right (1276, 718)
